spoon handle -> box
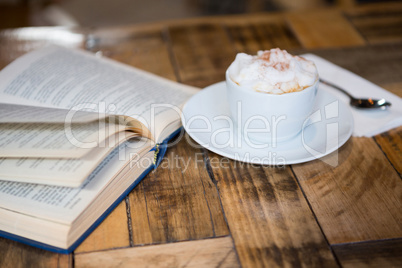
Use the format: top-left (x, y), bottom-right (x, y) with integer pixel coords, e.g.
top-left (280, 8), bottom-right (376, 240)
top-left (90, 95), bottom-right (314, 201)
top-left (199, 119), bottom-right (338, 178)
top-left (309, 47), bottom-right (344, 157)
top-left (319, 79), bottom-right (354, 99)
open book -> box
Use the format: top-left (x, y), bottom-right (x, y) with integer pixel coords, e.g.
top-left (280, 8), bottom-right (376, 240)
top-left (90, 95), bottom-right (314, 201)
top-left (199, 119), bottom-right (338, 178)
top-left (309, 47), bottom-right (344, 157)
top-left (0, 45), bottom-right (197, 253)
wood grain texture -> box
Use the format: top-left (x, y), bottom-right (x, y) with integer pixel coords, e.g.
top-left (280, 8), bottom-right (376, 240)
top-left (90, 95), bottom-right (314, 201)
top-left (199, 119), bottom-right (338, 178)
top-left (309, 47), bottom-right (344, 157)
top-left (92, 28), bottom-right (177, 81)
top-left (225, 20), bottom-right (302, 55)
top-left (74, 201), bottom-right (130, 253)
top-left (345, 2), bottom-right (402, 44)
top-left (167, 23), bottom-right (236, 87)
top-left (286, 8), bottom-right (366, 48)
top-left (0, 3), bottom-right (401, 267)
top-left (205, 151), bottom-right (338, 268)
top-left (0, 237), bottom-right (72, 268)
top-left (292, 137), bottom-right (402, 244)
top-left (75, 236), bottom-right (239, 268)
top-left (128, 137), bottom-right (229, 246)
top-left (374, 126), bottom-right (402, 176)
top-left (296, 43), bottom-right (402, 87)
top-left (333, 239), bottom-right (402, 268)
top-left (382, 82), bottom-right (402, 98)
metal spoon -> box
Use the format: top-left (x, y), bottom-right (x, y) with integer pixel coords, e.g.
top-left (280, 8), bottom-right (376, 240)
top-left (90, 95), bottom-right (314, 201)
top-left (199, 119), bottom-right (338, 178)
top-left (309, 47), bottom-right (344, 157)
top-left (319, 79), bottom-right (391, 109)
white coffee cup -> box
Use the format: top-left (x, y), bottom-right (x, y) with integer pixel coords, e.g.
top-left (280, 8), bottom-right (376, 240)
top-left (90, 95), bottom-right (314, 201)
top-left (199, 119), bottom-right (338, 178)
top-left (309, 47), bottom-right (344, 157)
top-left (226, 70), bottom-right (318, 144)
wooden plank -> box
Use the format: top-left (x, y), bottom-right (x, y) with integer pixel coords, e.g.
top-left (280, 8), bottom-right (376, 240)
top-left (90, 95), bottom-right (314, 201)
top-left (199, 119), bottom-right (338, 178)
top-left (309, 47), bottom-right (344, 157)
top-left (333, 239), bottom-right (402, 268)
top-left (225, 20), bottom-right (302, 55)
top-left (92, 28), bottom-right (177, 81)
top-left (0, 4), bottom-right (29, 30)
top-left (126, 182), bottom-right (153, 245)
top-left (205, 151), bottom-right (338, 267)
top-left (292, 137), bottom-right (402, 244)
top-left (75, 236), bottom-right (239, 268)
top-left (382, 82), bottom-right (402, 98)
top-left (345, 2), bottom-right (402, 44)
top-left (127, 137), bottom-right (229, 246)
top-left (344, 1), bottom-right (402, 14)
top-left (74, 201), bottom-right (130, 253)
top-left (293, 43), bottom-right (402, 86)
top-left (167, 23), bottom-right (236, 87)
top-left (225, 24), bottom-right (264, 55)
top-left (286, 8), bottom-right (366, 48)
top-left (374, 126), bottom-right (402, 176)
top-left (347, 10), bottom-right (402, 44)
top-left (0, 237), bottom-right (72, 268)
top-left (167, 18), bottom-right (301, 87)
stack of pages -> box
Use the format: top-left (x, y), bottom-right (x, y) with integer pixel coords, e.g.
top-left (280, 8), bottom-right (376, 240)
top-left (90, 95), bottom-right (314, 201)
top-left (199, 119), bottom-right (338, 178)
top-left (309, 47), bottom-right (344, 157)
top-left (0, 45), bottom-right (196, 253)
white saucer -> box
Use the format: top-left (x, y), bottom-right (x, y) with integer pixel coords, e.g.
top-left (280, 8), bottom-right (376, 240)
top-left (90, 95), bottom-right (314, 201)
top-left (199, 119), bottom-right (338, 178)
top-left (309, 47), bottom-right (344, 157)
top-left (181, 81), bottom-right (353, 165)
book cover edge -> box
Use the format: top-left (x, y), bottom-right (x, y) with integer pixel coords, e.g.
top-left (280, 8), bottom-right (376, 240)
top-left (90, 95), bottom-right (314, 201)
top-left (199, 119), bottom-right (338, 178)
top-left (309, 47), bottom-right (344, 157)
top-left (0, 127), bottom-right (183, 254)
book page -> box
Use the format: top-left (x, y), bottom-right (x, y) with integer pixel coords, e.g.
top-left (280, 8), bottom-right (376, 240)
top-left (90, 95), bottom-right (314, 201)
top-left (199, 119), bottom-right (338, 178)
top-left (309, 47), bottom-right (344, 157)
top-left (0, 45), bottom-right (197, 141)
top-left (0, 138), bottom-right (152, 224)
top-left (0, 103), bottom-right (107, 123)
top-left (0, 132), bottom-right (145, 187)
top-left (0, 121), bottom-right (128, 158)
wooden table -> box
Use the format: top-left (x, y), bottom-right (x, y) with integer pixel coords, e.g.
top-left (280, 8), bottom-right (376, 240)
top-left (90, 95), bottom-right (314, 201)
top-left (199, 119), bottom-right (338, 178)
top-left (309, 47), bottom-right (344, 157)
top-left (1, 2), bottom-right (401, 267)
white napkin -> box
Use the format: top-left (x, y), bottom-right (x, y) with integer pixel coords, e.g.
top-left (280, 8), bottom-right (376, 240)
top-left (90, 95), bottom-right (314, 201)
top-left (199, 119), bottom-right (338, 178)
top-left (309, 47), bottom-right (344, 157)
top-left (302, 54), bottom-right (402, 137)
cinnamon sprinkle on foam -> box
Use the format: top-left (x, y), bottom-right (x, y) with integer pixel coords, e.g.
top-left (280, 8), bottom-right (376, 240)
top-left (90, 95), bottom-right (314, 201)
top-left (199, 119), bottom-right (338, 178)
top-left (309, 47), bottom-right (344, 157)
top-left (228, 48), bottom-right (318, 94)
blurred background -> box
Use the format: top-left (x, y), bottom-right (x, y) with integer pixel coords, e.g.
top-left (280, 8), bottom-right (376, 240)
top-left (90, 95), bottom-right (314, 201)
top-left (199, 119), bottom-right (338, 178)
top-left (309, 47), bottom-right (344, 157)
top-left (0, 0), bottom-right (396, 29)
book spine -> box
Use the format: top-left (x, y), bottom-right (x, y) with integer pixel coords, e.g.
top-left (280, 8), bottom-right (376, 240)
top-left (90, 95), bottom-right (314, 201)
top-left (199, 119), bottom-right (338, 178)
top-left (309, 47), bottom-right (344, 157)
top-left (153, 127), bottom-right (182, 169)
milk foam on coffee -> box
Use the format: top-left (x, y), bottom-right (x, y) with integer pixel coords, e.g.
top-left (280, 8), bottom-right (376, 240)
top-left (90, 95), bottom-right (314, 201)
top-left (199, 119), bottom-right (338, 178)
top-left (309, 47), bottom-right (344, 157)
top-left (228, 48), bottom-right (318, 94)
